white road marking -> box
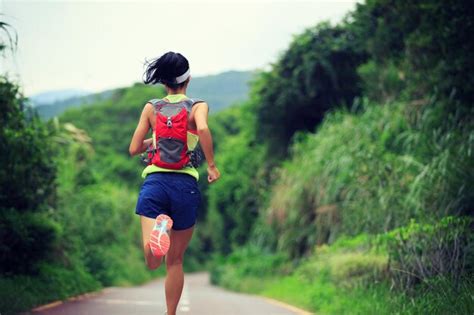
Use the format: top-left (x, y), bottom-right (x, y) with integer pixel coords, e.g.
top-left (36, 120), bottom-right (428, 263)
top-left (92, 298), bottom-right (163, 306)
top-left (32, 273), bottom-right (303, 314)
top-left (179, 283), bottom-right (191, 312)
top-left (179, 306), bottom-right (190, 312)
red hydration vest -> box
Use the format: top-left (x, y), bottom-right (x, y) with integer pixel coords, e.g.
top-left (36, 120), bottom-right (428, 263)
top-left (147, 98), bottom-right (204, 169)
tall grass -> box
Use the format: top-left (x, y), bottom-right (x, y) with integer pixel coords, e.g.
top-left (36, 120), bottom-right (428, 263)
top-left (265, 100), bottom-right (473, 258)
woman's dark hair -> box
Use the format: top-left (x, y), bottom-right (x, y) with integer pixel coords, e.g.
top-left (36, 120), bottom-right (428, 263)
top-left (143, 51), bottom-right (190, 89)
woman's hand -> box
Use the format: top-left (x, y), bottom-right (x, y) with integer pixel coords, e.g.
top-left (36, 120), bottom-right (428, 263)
top-left (195, 102), bottom-right (220, 184)
top-left (207, 165), bottom-right (221, 183)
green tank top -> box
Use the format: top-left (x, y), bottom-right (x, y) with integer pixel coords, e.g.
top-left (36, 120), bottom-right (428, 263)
top-left (141, 93), bottom-right (200, 181)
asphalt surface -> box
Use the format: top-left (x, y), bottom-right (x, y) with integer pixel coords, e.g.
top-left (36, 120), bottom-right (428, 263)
top-left (31, 272), bottom-right (307, 315)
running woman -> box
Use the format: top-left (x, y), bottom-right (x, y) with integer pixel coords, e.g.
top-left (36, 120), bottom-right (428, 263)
top-left (129, 51), bottom-right (221, 315)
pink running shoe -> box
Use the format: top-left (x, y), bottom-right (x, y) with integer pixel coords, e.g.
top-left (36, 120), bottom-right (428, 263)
top-left (149, 214), bottom-right (173, 257)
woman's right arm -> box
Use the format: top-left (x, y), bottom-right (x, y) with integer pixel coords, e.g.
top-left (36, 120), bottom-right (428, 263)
top-left (194, 102), bottom-right (221, 183)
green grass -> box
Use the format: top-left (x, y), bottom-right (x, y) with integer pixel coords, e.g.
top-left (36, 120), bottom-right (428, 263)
top-left (261, 272), bottom-right (474, 315)
top-left (262, 276), bottom-right (316, 311)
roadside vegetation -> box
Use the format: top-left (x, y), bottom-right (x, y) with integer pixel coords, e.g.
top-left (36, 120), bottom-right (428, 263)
top-left (207, 1), bottom-right (474, 314)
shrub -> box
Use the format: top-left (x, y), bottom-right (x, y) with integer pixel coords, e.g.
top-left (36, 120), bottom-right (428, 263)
top-left (0, 209), bottom-right (60, 274)
top-left (378, 216), bottom-right (474, 290)
top-left (329, 252), bottom-right (387, 287)
top-left (296, 235), bottom-right (388, 288)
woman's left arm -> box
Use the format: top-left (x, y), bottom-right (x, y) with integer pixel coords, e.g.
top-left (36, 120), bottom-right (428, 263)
top-left (129, 103), bottom-right (153, 156)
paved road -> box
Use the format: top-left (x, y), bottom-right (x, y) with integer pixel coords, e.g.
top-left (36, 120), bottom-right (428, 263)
top-left (31, 272), bottom-right (309, 315)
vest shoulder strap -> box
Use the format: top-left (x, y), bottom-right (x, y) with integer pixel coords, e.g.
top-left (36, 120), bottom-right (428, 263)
top-left (148, 98), bottom-right (206, 114)
top-left (148, 99), bottom-right (167, 114)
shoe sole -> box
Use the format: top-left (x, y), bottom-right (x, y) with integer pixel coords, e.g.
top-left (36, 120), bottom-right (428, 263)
top-left (149, 214), bottom-right (173, 257)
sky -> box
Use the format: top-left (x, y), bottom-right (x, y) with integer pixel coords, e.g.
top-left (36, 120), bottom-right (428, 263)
top-left (1, 0), bottom-right (359, 97)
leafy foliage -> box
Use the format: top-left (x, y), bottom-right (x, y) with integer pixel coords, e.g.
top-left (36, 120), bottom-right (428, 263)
top-left (252, 22), bottom-right (367, 158)
top-left (0, 77), bottom-right (58, 275)
top-left (351, 0), bottom-right (474, 106)
top-left (0, 209), bottom-right (60, 275)
top-left (0, 78), bottom-right (56, 212)
top-left (205, 102), bottom-right (267, 254)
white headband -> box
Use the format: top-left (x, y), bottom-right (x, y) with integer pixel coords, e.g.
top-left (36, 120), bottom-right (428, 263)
top-left (175, 68), bottom-right (191, 84)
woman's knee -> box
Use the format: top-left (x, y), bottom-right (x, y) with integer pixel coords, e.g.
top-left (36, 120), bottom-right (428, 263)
top-left (146, 257), bottom-right (162, 270)
top-left (143, 244), bottom-right (162, 270)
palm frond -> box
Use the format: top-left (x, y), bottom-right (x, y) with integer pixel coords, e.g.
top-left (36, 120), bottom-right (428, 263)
top-left (0, 16), bottom-right (18, 54)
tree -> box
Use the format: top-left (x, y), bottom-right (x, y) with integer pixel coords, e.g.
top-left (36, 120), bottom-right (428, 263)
top-left (252, 23), bottom-right (367, 159)
top-left (0, 21), bottom-right (58, 275)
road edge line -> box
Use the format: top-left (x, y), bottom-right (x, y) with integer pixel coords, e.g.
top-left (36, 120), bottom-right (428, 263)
top-left (31, 300), bottom-right (63, 312)
top-left (28, 275), bottom-right (166, 313)
top-left (30, 290), bottom-right (106, 312)
top-left (262, 296), bottom-right (315, 315)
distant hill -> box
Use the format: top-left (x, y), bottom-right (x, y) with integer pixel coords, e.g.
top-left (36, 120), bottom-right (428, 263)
top-left (29, 89), bottom-right (91, 105)
top-left (33, 70), bottom-right (254, 119)
top-left (33, 90), bottom-right (115, 119)
top-left (187, 70), bottom-right (254, 112)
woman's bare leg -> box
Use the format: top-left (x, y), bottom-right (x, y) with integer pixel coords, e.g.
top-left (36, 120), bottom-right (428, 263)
top-left (140, 215), bottom-right (163, 270)
top-left (165, 226), bottom-right (194, 315)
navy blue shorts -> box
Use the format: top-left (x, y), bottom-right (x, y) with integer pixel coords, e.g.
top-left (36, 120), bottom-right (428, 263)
top-left (135, 172), bottom-right (201, 230)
